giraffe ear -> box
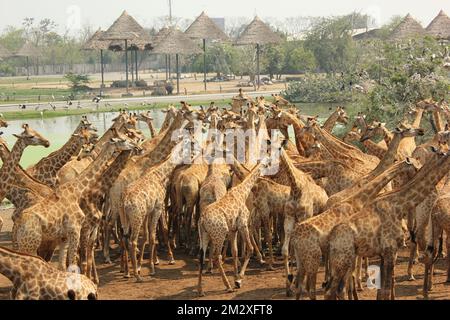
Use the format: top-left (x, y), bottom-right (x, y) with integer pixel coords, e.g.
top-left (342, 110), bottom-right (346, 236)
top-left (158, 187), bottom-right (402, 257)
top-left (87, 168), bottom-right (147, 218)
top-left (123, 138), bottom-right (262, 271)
top-left (430, 146), bottom-right (439, 153)
top-left (406, 157), bottom-right (412, 165)
top-left (67, 290), bottom-right (76, 300)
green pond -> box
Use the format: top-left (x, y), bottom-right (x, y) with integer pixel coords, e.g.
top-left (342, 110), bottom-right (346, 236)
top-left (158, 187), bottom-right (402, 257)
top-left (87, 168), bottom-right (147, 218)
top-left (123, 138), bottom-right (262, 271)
top-left (1, 103), bottom-right (343, 168)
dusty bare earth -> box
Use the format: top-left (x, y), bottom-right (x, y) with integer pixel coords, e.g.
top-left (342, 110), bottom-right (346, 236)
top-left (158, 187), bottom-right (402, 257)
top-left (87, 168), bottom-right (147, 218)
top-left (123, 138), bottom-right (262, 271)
top-left (1, 208), bottom-right (450, 300)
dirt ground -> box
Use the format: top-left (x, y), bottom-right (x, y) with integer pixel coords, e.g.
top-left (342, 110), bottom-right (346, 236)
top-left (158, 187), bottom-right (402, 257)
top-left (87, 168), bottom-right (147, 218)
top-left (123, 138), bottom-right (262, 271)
top-left (1, 208), bottom-right (450, 300)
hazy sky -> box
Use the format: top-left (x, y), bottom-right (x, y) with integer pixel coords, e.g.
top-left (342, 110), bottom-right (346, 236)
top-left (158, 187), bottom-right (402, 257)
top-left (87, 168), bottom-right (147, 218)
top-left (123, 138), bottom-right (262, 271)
top-left (1, 0), bottom-right (449, 34)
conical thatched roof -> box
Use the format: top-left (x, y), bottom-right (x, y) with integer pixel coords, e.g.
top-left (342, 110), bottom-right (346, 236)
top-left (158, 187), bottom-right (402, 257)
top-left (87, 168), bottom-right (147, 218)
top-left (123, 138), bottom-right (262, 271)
top-left (185, 11), bottom-right (229, 41)
top-left (0, 44), bottom-right (11, 58)
top-left (13, 42), bottom-right (41, 57)
top-left (390, 14), bottom-right (426, 41)
top-left (151, 27), bottom-right (202, 55)
top-left (235, 16), bottom-right (282, 45)
top-left (101, 10), bottom-right (151, 44)
top-left (82, 29), bottom-right (110, 50)
top-left (108, 38), bottom-right (153, 51)
top-left (426, 10), bottom-right (450, 40)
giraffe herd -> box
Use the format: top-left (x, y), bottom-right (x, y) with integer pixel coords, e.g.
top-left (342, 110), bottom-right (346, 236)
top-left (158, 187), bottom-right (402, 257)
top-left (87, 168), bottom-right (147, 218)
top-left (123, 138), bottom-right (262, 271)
top-left (0, 92), bottom-right (450, 300)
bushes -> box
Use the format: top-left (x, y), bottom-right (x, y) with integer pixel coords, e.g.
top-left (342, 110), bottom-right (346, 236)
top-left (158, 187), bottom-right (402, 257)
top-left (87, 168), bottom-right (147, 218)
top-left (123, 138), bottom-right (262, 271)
top-left (282, 74), bottom-right (358, 103)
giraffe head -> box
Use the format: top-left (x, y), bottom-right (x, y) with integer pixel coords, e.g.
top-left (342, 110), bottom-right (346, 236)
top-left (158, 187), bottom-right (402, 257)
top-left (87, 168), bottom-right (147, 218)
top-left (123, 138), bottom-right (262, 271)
top-left (393, 123), bottom-right (425, 139)
top-left (354, 112), bottom-right (367, 131)
top-left (334, 106), bottom-right (349, 125)
top-left (359, 121), bottom-right (387, 142)
top-left (13, 124), bottom-right (50, 148)
top-left (72, 127), bottom-right (98, 145)
top-left (109, 128), bottom-right (142, 154)
top-left (0, 115), bottom-right (7, 128)
top-left (136, 111), bottom-right (153, 124)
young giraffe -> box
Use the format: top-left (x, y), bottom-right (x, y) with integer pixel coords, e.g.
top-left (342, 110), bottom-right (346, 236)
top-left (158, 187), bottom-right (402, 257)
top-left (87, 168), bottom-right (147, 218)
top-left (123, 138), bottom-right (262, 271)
top-left (0, 246), bottom-right (97, 300)
top-left (26, 119), bottom-right (98, 187)
top-left (0, 124), bottom-right (50, 204)
top-left (197, 158), bottom-right (271, 296)
top-left (14, 130), bottom-right (138, 270)
top-left (120, 143), bottom-right (188, 282)
top-left (321, 106), bottom-right (349, 133)
top-left (79, 139), bottom-right (143, 284)
top-left (326, 148), bottom-right (450, 300)
top-left (287, 158), bottom-right (420, 299)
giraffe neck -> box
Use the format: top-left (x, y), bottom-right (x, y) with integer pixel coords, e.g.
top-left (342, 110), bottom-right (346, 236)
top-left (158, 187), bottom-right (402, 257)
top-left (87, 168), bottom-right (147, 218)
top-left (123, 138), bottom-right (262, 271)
top-left (351, 160), bottom-right (414, 209)
top-left (386, 154), bottom-right (450, 218)
top-left (62, 143), bottom-right (117, 197)
top-left (290, 119), bottom-right (307, 156)
top-left (93, 120), bottom-right (126, 154)
top-left (152, 155), bottom-right (179, 189)
top-left (295, 160), bottom-right (340, 179)
top-left (145, 120), bottom-right (157, 138)
top-left (231, 163), bottom-right (262, 202)
top-left (281, 150), bottom-right (305, 198)
top-left (432, 109), bottom-right (444, 132)
top-left (369, 132), bottom-right (404, 177)
top-left (322, 112), bottom-right (339, 132)
top-left (363, 139), bottom-right (386, 158)
top-left (7, 139), bottom-right (27, 168)
top-left (0, 247), bottom-right (42, 284)
top-left (33, 135), bottom-right (84, 173)
top-left (412, 108), bottom-right (424, 128)
top-left (229, 156), bottom-right (250, 181)
top-left (97, 149), bottom-right (134, 194)
top-left (143, 116), bottom-right (186, 167)
top-left (382, 128), bottom-right (394, 145)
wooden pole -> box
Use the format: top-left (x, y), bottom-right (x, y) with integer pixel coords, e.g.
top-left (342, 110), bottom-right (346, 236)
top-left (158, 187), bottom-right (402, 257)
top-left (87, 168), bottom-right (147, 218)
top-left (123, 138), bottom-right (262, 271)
top-left (26, 56), bottom-right (30, 80)
top-left (203, 38), bottom-right (207, 92)
top-left (176, 53), bottom-right (180, 95)
top-left (135, 50), bottom-right (138, 81)
top-left (256, 43), bottom-right (260, 90)
top-left (165, 54), bottom-right (168, 80)
top-left (100, 49), bottom-right (105, 89)
top-left (125, 39), bottom-right (129, 94)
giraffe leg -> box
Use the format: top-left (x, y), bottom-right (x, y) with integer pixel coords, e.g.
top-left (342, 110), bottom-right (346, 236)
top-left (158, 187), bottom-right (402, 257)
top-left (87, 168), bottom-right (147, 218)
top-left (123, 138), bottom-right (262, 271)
top-left (262, 214), bottom-right (274, 270)
top-left (445, 234), bottom-right (450, 283)
top-left (230, 231), bottom-right (239, 285)
top-left (197, 227), bottom-right (210, 297)
top-left (129, 221), bottom-right (142, 282)
top-left (294, 254), bottom-right (306, 300)
top-left (58, 241), bottom-right (69, 271)
top-left (236, 225), bottom-right (254, 288)
top-left (355, 256), bottom-right (364, 291)
top-left (137, 216), bottom-right (149, 275)
top-left (160, 212), bottom-right (175, 264)
top-left (67, 228), bottom-right (82, 271)
top-left (216, 252), bottom-right (234, 293)
top-left (407, 240), bottom-right (418, 281)
top-left (148, 207), bottom-right (162, 276)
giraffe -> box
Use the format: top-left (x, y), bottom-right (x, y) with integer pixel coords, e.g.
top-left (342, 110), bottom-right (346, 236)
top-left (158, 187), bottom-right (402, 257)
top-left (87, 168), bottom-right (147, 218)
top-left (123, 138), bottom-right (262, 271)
top-left (329, 125), bottom-right (425, 208)
top-left (26, 120), bottom-right (98, 187)
top-left (0, 246), bottom-right (97, 300)
top-left (271, 93), bottom-right (291, 107)
top-left (321, 106), bottom-right (349, 133)
top-left (325, 148), bottom-right (450, 300)
top-left (230, 89), bottom-right (253, 114)
top-left (197, 158), bottom-right (271, 296)
top-left (14, 130), bottom-right (138, 270)
top-left (343, 125), bottom-right (387, 159)
top-left (120, 143), bottom-right (188, 282)
top-left (287, 158), bottom-right (420, 299)
top-left (79, 140), bottom-right (143, 284)
top-left (0, 124), bottom-right (50, 204)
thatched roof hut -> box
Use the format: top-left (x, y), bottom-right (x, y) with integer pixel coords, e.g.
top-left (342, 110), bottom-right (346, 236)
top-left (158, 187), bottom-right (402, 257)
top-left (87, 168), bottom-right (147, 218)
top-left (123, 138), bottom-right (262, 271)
top-left (82, 29), bottom-right (110, 51)
top-left (101, 10), bottom-right (151, 46)
top-left (0, 44), bottom-right (11, 58)
top-left (426, 10), bottom-right (450, 40)
top-left (235, 16), bottom-right (282, 45)
top-left (151, 27), bottom-right (202, 55)
top-left (13, 42), bottom-right (41, 57)
top-left (185, 11), bottom-right (229, 41)
top-left (390, 14), bottom-right (426, 41)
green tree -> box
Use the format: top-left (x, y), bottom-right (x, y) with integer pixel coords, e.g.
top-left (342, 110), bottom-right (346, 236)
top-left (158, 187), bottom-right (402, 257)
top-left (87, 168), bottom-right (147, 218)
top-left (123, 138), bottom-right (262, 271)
top-left (284, 46), bottom-right (316, 74)
top-left (263, 44), bottom-right (285, 79)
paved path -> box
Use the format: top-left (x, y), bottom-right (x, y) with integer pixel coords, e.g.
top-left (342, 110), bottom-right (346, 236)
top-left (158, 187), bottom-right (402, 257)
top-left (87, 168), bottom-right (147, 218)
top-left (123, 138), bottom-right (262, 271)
top-left (0, 90), bottom-right (282, 112)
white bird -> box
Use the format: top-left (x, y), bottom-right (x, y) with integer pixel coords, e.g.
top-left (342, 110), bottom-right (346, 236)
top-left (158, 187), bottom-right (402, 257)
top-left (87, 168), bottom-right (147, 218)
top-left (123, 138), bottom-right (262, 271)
top-left (49, 103), bottom-right (56, 111)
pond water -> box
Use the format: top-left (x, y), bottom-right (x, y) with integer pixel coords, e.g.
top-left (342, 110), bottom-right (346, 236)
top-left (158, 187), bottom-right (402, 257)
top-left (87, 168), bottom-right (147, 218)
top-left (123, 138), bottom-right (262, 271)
top-left (1, 103), bottom-right (341, 168)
